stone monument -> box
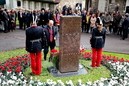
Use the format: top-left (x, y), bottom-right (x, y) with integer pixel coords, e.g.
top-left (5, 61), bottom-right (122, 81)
top-left (59, 16), bottom-right (81, 73)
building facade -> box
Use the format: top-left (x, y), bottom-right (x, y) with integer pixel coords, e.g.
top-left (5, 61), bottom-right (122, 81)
top-left (1, 0), bottom-right (129, 13)
top-left (3, 0), bottom-right (60, 11)
top-left (1, 0), bottom-right (85, 11)
top-left (95, 0), bottom-right (129, 13)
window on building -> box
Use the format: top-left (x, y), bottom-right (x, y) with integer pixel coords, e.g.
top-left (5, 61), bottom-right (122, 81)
top-left (42, 3), bottom-right (46, 9)
top-left (23, 1), bottom-right (28, 9)
top-left (109, 0), bottom-right (112, 4)
top-left (42, 3), bottom-right (49, 10)
top-left (49, 4), bottom-right (54, 11)
top-left (29, 1), bottom-right (33, 10)
top-left (17, 1), bottom-right (21, 7)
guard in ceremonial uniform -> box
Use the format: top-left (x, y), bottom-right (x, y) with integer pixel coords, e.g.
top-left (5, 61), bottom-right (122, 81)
top-left (90, 18), bottom-right (106, 67)
top-left (26, 22), bottom-right (44, 75)
top-left (43, 20), bottom-right (58, 61)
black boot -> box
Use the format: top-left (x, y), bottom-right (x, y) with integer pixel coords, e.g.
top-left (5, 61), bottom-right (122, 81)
top-left (44, 55), bottom-right (46, 61)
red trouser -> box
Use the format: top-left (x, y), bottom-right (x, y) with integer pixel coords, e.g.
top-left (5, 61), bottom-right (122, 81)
top-left (91, 48), bottom-right (102, 67)
top-left (30, 52), bottom-right (42, 75)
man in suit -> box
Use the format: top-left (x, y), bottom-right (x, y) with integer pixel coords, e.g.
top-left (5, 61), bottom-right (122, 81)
top-left (122, 13), bottom-right (129, 40)
top-left (39, 8), bottom-right (45, 26)
top-left (1, 8), bottom-right (9, 33)
top-left (81, 10), bottom-right (86, 32)
top-left (26, 22), bottom-right (44, 75)
top-left (18, 10), bottom-right (24, 29)
top-left (44, 9), bottom-right (53, 25)
top-left (43, 20), bottom-right (58, 61)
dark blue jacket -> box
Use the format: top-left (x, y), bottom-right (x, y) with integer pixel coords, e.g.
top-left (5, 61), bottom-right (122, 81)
top-left (26, 26), bottom-right (44, 53)
top-left (90, 28), bottom-right (106, 48)
top-left (43, 25), bottom-right (58, 47)
top-left (122, 17), bottom-right (129, 29)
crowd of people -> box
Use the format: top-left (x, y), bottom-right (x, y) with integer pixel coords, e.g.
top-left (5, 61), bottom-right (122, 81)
top-left (0, 5), bottom-right (129, 40)
top-left (81, 9), bottom-right (129, 40)
top-left (0, 5), bottom-right (81, 33)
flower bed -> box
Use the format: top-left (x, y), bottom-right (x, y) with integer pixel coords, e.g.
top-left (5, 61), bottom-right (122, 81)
top-left (0, 49), bottom-right (129, 85)
top-left (0, 54), bottom-right (30, 74)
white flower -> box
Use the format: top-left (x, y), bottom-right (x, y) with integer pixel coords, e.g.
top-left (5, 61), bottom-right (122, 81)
top-left (100, 78), bottom-right (108, 81)
top-left (2, 81), bottom-right (7, 85)
top-left (30, 76), bottom-right (33, 80)
top-left (57, 80), bottom-right (65, 86)
top-left (98, 82), bottom-right (104, 86)
top-left (18, 72), bottom-right (22, 76)
top-left (68, 80), bottom-right (74, 86)
top-left (112, 76), bottom-right (119, 80)
top-left (37, 81), bottom-right (43, 86)
top-left (29, 79), bottom-right (34, 84)
top-left (8, 80), bottom-right (15, 84)
top-left (11, 75), bottom-right (17, 80)
top-left (92, 83), bottom-right (97, 86)
top-left (46, 79), bottom-right (54, 85)
top-left (78, 79), bottom-right (82, 85)
top-left (66, 80), bottom-right (74, 86)
top-left (86, 81), bottom-right (92, 85)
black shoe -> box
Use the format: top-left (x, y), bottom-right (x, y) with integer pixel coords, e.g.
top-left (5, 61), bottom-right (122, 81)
top-left (44, 56), bottom-right (46, 61)
top-left (122, 38), bottom-right (125, 40)
top-left (4, 31), bottom-right (8, 33)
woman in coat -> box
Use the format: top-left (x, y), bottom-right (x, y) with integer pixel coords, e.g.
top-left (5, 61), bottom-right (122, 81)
top-left (90, 17), bottom-right (106, 67)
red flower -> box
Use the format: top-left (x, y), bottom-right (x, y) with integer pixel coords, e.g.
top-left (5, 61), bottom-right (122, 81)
top-left (119, 58), bottom-right (124, 62)
top-left (15, 66), bottom-right (22, 73)
top-left (7, 68), bottom-right (12, 72)
top-left (80, 48), bottom-right (85, 53)
top-left (126, 60), bottom-right (129, 63)
top-left (51, 49), bottom-right (58, 53)
top-left (0, 66), bottom-right (5, 71)
top-left (83, 52), bottom-right (92, 59)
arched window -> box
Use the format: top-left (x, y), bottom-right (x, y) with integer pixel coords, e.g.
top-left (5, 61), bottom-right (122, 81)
top-left (17, 1), bottom-right (21, 7)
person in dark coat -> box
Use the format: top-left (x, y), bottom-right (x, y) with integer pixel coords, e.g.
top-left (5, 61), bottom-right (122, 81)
top-left (7, 11), bottom-right (12, 32)
top-left (90, 17), bottom-right (106, 67)
top-left (122, 13), bottom-right (129, 40)
top-left (44, 9), bottom-right (53, 25)
top-left (1, 9), bottom-right (9, 33)
top-left (39, 8), bottom-right (45, 26)
top-left (23, 10), bottom-right (31, 29)
top-left (43, 20), bottom-right (58, 61)
top-left (26, 22), bottom-right (44, 75)
top-left (81, 10), bottom-right (87, 32)
top-left (18, 10), bottom-right (24, 29)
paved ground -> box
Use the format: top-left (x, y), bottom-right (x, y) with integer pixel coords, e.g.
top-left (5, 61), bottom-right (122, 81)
top-left (0, 29), bottom-right (129, 54)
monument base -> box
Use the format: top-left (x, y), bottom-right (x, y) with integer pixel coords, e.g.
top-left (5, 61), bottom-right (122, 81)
top-left (47, 64), bottom-right (87, 77)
